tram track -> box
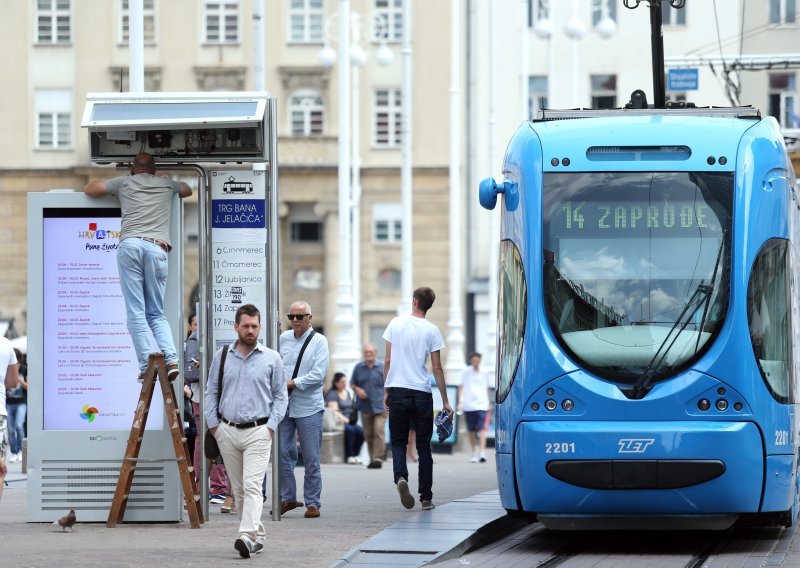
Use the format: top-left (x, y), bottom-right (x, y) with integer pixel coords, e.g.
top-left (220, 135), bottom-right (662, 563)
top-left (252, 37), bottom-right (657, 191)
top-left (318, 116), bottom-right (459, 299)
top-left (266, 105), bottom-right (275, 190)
top-left (439, 517), bottom-right (800, 567)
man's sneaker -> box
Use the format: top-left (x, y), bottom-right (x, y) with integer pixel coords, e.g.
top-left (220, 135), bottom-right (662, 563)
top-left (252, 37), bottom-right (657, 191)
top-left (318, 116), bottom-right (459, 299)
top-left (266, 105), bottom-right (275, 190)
top-left (367, 460), bottom-right (382, 469)
top-left (479, 455), bottom-right (487, 463)
top-left (396, 478), bottom-right (415, 510)
top-left (8, 453), bottom-right (17, 463)
top-left (469, 456), bottom-right (478, 463)
top-left (209, 494), bottom-right (226, 504)
top-left (166, 362), bottom-right (180, 382)
top-left (421, 500), bottom-right (436, 510)
top-left (234, 535), bottom-right (262, 558)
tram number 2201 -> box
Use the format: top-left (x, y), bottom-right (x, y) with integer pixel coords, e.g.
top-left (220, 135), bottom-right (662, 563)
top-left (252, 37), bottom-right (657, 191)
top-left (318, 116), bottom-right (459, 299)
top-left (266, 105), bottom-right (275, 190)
top-left (545, 442), bottom-right (576, 454)
top-left (775, 430), bottom-right (789, 446)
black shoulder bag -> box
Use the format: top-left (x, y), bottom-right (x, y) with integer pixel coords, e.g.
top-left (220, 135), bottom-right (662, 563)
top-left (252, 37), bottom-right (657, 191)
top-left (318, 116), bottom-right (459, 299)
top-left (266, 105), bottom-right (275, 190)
top-left (203, 345), bottom-right (229, 461)
top-left (289, 330), bottom-right (316, 396)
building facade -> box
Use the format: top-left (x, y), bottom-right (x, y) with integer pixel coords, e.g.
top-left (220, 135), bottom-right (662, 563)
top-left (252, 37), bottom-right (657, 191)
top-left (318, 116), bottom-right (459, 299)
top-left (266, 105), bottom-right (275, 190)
top-left (0, 0), bottom-right (797, 379)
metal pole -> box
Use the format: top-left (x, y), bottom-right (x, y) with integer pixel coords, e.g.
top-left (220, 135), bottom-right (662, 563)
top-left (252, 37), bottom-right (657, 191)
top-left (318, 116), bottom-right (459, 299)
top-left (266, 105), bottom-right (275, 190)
top-left (253, 0), bottom-right (265, 91)
top-left (128, 0), bottom-right (144, 92)
top-left (351, 36), bottom-right (363, 350)
top-left (398, 0), bottom-right (414, 315)
top-left (445, 0), bottom-right (465, 383)
top-left (650, 0), bottom-right (666, 108)
top-left (520, 0), bottom-right (529, 121)
top-left (267, 98), bottom-right (281, 520)
top-left (485, 0), bottom-right (499, 381)
top-left (332, 0), bottom-right (360, 376)
top-left (192, 164), bottom-right (209, 522)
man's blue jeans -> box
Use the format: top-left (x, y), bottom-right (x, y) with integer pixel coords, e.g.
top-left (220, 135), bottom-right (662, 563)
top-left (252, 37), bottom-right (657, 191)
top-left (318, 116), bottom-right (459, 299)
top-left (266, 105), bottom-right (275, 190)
top-left (7, 402), bottom-right (26, 455)
top-left (117, 238), bottom-right (177, 373)
top-left (278, 411), bottom-right (323, 509)
top-left (388, 387), bottom-right (434, 502)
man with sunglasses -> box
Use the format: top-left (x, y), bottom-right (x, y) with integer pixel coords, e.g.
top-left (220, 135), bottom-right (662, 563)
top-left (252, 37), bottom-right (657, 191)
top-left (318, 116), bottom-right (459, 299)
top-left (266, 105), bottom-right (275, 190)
top-left (277, 301), bottom-right (329, 519)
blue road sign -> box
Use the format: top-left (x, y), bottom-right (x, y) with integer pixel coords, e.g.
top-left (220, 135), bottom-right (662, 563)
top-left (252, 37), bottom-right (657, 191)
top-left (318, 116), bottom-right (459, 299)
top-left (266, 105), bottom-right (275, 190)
top-left (668, 68), bottom-right (698, 91)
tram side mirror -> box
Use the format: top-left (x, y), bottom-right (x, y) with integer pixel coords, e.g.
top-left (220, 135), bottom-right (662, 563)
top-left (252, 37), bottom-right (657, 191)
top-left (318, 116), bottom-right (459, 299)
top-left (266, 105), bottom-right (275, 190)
top-left (479, 178), bottom-right (519, 211)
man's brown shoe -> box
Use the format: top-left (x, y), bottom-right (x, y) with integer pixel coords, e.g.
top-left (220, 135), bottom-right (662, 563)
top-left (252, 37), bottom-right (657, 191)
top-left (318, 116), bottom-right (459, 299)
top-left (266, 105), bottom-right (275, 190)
top-left (271, 500), bottom-right (303, 515)
top-left (304, 506), bottom-right (320, 518)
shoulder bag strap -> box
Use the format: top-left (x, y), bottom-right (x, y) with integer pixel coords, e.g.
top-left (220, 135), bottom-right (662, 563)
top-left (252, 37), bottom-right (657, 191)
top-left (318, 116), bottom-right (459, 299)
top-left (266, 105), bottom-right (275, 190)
top-left (216, 345), bottom-right (229, 419)
top-left (292, 330), bottom-right (316, 380)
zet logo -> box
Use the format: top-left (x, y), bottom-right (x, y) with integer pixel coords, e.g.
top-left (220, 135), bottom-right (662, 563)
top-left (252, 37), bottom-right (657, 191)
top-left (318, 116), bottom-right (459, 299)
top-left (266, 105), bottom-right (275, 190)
top-left (80, 404), bottom-right (99, 422)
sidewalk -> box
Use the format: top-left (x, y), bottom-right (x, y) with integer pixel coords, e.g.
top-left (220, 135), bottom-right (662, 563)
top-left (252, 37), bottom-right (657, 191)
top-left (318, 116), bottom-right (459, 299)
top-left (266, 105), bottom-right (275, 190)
top-left (0, 449), bottom-right (499, 567)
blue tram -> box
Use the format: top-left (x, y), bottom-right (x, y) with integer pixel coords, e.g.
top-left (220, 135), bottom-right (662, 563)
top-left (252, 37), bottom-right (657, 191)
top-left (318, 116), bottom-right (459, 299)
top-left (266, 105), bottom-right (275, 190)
top-left (479, 106), bottom-right (798, 529)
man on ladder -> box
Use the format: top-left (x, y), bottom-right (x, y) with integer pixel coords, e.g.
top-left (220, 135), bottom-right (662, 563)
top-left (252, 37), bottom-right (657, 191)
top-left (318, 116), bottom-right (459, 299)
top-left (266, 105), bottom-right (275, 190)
top-left (84, 152), bottom-right (192, 383)
top-left (205, 304), bottom-right (288, 558)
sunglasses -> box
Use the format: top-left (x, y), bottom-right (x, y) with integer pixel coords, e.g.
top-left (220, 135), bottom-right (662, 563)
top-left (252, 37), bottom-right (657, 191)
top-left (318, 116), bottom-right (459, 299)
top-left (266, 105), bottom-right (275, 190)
top-left (286, 314), bottom-right (309, 321)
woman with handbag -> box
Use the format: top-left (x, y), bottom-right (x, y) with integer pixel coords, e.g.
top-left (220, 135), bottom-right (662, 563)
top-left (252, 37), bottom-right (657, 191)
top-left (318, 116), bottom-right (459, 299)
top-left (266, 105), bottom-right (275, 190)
top-left (324, 372), bottom-right (365, 464)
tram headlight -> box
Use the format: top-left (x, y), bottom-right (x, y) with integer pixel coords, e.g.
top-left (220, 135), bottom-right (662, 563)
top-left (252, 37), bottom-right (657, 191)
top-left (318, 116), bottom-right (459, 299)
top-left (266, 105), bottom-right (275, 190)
top-left (734, 402), bottom-right (743, 411)
top-left (698, 398), bottom-right (711, 411)
top-left (545, 399), bottom-right (557, 411)
top-left (562, 399), bottom-right (574, 412)
top-left (716, 399), bottom-right (728, 411)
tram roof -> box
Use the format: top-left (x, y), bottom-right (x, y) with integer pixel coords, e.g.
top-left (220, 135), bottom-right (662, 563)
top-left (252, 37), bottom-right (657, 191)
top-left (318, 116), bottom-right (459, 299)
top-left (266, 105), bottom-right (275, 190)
top-left (534, 107), bottom-right (761, 121)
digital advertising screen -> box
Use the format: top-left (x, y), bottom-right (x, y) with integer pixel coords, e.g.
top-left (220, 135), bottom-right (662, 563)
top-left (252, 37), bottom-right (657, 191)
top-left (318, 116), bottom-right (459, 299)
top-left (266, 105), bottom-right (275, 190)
top-left (42, 208), bottom-right (163, 431)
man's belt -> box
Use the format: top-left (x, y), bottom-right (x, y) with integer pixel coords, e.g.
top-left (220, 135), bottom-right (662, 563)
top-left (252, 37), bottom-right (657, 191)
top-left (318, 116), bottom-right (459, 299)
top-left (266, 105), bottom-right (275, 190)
top-left (221, 416), bottom-right (268, 429)
top-left (136, 236), bottom-right (171, 252)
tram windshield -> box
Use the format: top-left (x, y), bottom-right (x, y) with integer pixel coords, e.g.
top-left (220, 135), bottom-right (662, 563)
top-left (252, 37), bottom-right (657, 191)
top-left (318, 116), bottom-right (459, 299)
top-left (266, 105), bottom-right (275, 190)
top-left (543, 172), bottom-right (733, 384)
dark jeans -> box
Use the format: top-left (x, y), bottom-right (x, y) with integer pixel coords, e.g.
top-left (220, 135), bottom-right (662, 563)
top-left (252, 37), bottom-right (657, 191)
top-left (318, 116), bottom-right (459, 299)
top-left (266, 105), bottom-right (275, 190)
top-left (388, 388), bottom-right (434, 502)
top-left (345, 424), bottom-right (365, 458)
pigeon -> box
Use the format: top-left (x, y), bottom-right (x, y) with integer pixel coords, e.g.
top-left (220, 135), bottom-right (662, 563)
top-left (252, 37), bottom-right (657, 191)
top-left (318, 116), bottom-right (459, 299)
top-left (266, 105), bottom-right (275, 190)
top-left (53, 509), bottom-right (76, 532)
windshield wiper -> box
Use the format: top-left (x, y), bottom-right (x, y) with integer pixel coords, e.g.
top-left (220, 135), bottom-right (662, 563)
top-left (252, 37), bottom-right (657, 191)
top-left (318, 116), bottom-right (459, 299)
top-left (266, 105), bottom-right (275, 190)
top-left (628, 231), bottom-right (726, 400)
top-left (627, 282), bottom-right (714, 399)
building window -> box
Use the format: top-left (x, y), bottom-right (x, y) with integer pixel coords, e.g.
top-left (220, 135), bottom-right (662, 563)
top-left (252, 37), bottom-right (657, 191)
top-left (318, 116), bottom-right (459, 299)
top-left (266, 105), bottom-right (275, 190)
top-left (289, 0), bottom-right (323, 43)
top-left (289, 89), bottom-right (324, 136)
top-left (591, 74), bottom-right (617, 109)
top-left (37, 0), bottom-right (71, 44)
top-left (373, 0), bottom-right (403, 42)
top-left (110, 67), bottom-right (163, 92)
top-left (769, 73), bottom-right (797, 128)
top-left (591, 0), bottom-right (617, 26)
top-left (204, 0), bottom-right (239, 43)
top-left (36, 90), bottom-right (72, 149)
top-left (662, 0), bottom-right (687, 26)
top-left (120, 0), bottom-right (156, 44)
top-left (377, 268), bottom-right (401, 291)
top-left (374, 88), bottom-right (402, 147)
top-left (290, 221), bottom-right (323, 243)
top-left (528, 76), bottom-right (548, 119)
top-left (373, 202), bottom-right (402, 243)
top-left (770, 0), bottom-right (797, 25)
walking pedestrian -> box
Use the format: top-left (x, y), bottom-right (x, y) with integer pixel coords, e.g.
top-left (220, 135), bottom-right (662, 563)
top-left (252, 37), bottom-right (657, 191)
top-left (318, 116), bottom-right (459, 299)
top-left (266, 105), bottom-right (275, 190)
top-left (0, 337), bottom-right (20, 467)
top-left (350, 343), bottom-right (387, 468)
top-left (84, 152), bottom-right (191, 383)
top-left (383, 287), bottom-right (453, 511)
top-left (5, 348), bottom-right (27, 463)
top-left (278, 301), bottom-right (329, 519)
top-left (457, 352), bottom-right (491, 463)
top-left (205, 304), bottom-right (287, 558)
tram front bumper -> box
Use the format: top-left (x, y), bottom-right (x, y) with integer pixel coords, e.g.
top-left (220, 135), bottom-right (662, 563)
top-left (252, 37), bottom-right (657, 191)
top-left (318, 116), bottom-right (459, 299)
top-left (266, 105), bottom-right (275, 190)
top-left (516, 420), bottom-right (764, 515)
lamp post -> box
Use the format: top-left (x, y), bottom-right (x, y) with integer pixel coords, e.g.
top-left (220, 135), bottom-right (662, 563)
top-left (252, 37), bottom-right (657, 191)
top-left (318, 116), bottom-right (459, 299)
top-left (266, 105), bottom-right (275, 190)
top-left (532, 0), bottom-right (616, 108)
top-left (445, 0), bottom-right (465, 383)
top-left (398, 0), bottom-right (414, 316)
top-left (319, 7), bottom-right (393, 372)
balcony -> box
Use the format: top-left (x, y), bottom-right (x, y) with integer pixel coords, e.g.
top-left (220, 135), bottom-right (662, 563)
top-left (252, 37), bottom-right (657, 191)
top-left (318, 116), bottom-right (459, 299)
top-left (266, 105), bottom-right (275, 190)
top-left (278, 135), bottom-right (338, 168)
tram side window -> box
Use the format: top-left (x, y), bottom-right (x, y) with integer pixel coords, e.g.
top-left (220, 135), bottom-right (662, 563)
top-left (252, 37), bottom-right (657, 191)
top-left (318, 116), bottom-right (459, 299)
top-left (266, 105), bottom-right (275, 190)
top-left (747, 239), bottom-right (795, 403)
top-left (497, 240), bottom-right (526, 403)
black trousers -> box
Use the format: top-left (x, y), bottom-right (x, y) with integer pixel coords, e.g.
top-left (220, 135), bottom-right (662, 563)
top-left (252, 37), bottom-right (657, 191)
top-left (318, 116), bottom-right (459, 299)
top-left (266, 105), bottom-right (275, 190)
top-left (388, 387), bottom-right (434, 502)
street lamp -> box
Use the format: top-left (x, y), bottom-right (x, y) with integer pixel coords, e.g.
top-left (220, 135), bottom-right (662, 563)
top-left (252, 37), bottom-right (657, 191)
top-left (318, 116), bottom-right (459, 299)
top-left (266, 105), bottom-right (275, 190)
top-left (531, 0), bottom-right (616, 107)
top-left (319, 6), bottom-right (393, 373)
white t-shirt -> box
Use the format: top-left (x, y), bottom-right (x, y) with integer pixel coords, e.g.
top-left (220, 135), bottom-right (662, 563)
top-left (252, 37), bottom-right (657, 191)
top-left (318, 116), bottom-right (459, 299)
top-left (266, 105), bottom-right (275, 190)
top-left (459, 366), bottom-right (492, 411)
top-left (383, 314), bottom-right (445, 392)
top-left (0, 337), bottom-right (18, 417)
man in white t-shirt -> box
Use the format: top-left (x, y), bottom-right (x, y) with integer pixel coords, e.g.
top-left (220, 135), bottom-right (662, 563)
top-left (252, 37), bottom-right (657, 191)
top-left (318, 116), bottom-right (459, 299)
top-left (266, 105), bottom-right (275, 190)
top-left (383, 286), bottom-right (453, 511)
top-left (457, 352), bottom-right (492, 463)
top-left (0, 337), bottom-right (21, 468)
